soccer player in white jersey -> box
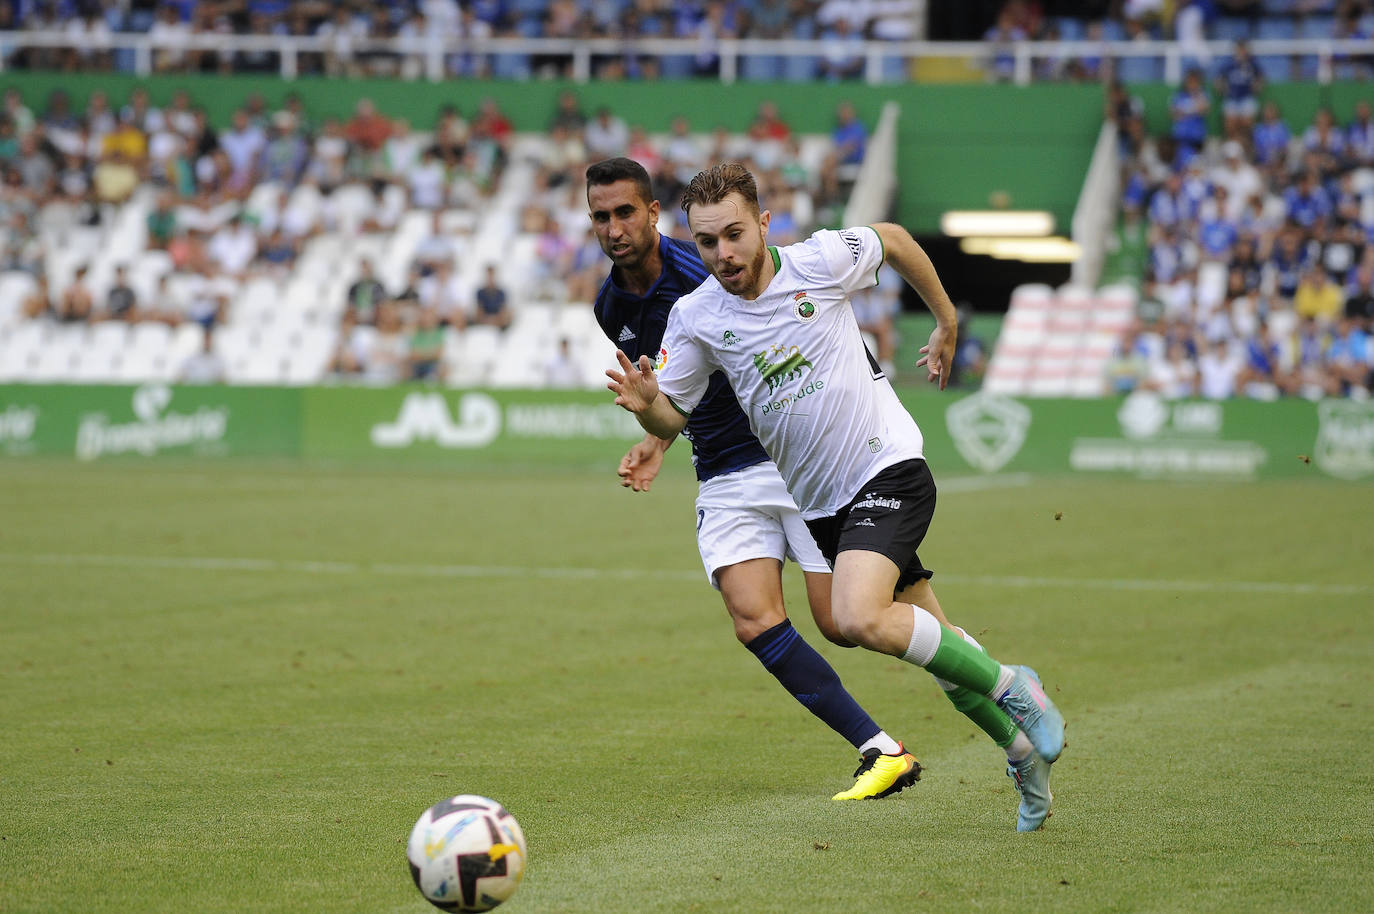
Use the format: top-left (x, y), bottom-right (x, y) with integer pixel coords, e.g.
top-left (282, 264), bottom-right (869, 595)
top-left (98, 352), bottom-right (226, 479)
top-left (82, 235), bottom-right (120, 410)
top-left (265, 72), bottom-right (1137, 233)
top-left (588, 157), bottom-right (918, 802)
top-left (608, 163), bottom-right (1066, 831)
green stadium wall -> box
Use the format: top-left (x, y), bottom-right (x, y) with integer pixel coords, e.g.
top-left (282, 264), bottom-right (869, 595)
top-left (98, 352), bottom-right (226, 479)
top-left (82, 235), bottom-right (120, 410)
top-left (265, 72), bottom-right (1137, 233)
top-left (1129, 81), bottom-right (1372, 140)
top-left (3, 383), bottom-right (1371, 482)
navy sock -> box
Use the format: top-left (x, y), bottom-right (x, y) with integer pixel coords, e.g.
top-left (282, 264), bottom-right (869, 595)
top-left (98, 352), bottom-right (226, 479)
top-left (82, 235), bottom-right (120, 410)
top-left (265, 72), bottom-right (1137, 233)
top-left (744, 619), bottom-right (881, 749)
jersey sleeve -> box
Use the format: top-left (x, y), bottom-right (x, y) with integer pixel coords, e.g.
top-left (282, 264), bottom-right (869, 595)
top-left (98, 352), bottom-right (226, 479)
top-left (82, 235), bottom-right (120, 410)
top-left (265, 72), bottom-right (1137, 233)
top-left (813, 226), bottom-right (886, 295)
top-left (652, 303), bottom-right (713, 416)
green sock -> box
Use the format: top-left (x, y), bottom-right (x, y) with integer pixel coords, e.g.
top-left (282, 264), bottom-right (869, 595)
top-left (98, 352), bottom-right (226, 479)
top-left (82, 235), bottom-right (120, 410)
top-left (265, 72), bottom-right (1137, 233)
top-left (943, 686), bottom-right (1018, 748)
top-left (924, 626), bottom-right (1001, 694)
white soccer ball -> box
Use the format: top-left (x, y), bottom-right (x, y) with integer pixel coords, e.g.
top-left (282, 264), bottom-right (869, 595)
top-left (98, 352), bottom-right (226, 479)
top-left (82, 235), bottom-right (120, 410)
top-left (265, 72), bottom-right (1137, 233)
top-left (406, 795), bottom-right (527, 911)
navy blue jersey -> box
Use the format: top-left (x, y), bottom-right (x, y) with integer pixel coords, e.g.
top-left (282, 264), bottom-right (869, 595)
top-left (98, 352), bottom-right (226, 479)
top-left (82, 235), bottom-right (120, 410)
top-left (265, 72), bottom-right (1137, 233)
top-left (594, 233), bottom-right (770, 482)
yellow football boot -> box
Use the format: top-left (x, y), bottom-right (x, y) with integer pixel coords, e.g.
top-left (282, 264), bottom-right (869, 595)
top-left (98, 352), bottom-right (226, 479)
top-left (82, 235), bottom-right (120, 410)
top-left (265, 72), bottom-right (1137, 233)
top-left (831, 744), bottom-right (921, 801)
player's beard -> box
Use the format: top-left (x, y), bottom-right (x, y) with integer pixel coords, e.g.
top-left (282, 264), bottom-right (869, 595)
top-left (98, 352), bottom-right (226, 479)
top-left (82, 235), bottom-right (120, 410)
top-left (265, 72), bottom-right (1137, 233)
top-left (605, 234), bottom-right (649, 269)
top-left (717, 244), bottom-right (767, 297)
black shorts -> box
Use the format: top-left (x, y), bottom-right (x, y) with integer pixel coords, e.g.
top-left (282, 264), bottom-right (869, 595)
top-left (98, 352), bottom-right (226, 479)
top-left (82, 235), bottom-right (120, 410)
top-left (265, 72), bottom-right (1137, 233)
top-left (804, 458), bottom-right (937, 593)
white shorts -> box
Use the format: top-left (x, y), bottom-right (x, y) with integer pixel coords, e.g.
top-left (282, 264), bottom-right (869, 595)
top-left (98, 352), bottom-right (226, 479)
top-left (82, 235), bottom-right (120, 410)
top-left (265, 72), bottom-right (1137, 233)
top-left (694, 461), bottom-right (831, 589)
top-left (1223, 97), bottom-right (1258, 119)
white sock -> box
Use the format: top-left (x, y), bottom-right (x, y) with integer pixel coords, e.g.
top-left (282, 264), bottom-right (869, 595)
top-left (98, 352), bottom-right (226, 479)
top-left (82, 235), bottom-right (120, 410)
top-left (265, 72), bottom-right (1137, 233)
top-left (954, 626), bottom-right (983, 651)
top-left (858, 730), bottom-right (902, 756)
top-left (990, 664), bottom-right (1017, 699)
top-left (900, 604), bottom-right (943, 667)
top-left (1005, 731), bottom-right (1034, 763)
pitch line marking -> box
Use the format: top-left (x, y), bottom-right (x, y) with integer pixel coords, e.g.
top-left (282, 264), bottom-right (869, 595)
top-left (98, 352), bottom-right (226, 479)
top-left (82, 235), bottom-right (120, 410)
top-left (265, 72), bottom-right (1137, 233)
top-left (0, 552), bottom-right (1369, 597)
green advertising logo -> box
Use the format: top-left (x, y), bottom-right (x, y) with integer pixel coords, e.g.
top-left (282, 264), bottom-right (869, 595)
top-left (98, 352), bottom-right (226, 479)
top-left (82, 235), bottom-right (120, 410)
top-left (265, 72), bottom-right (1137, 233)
top-left (753, 344), bottom-right (814, 395)
top-left (1069, 391), bottom-right (1267, 478)
top-left (370, 392), bottom-right (501, 448)
top-left (945, 392), bottom-right (1031, 473)
top-left (0, 403), bottom-right (39, 454)
top-left (1313, 401), bottom-right (1374, 480)
top-left (75, 384), bottom-right (230, 461)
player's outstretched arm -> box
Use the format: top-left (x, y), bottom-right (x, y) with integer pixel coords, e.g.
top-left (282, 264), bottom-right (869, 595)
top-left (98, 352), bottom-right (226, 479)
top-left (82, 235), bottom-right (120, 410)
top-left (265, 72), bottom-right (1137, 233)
top-left (871, 222), bottom-right (958, 390)
top-left (607, 349), bottom-right (688, 439)
top-left (618, 432), bottom-right (673, 492)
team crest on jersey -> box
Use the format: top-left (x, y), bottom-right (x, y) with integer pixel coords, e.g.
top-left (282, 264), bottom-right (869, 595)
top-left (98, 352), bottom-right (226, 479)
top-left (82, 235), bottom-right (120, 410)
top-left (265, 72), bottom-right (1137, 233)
top-left (653, 346), bottom-right (668, 371)
top-left (722, 330), bottom-right (740, 347)
top-left (792, 291), bottom-right (818, 322)
top-left (753, 343), bottom-right (814, 393)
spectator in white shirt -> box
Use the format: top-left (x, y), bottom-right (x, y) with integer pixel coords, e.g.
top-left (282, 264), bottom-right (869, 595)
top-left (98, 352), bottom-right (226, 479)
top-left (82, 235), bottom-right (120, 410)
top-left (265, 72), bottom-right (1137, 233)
top-left (385, 119), bottom-right (424, 177)
top-left (544, 337), bottom-right (584, 388)
top-left (183, 262), bottom-right (234, 329)
top-left (1209, 141), bottom-right (1263, 221)
top-left (408, 148), bottom-right (448, 210)
top-left (1145, 341), bottom-right (1199, 399)
top-left (149, 5), bottom-right (191, 73)
top-left (1198, 338), bottom-right (1242, 399)
top-left (413, 209), bottom-right (457, 271)
top-left (417, 260), bottom-right (469, 327)
top-left (207, 215), bottom-right (258, 278)
top-left (585, 107), bottom-right (629, 159)
top-left (179, 329), bottom-right (226, 384)
top-left (219, 109), bottom-right (266, 188)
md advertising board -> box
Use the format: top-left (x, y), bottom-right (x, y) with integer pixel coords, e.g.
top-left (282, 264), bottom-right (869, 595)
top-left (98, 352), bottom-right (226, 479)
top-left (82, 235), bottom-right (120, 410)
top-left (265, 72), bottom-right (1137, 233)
top-left (1, 384), bottom-right (1371, 482)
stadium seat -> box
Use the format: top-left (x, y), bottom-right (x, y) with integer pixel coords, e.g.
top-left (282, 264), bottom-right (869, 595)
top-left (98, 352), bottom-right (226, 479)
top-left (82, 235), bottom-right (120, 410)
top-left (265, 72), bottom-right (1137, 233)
top-left (26, 326), bottom-right (83, 382)
top-left (0, 272), bottom-right (37, 328)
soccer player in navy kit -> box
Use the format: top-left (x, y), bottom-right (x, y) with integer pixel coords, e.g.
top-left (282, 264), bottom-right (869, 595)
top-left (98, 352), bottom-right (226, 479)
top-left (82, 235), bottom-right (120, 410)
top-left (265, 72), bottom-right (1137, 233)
top-left (587, 157), bottom-right (918, 801)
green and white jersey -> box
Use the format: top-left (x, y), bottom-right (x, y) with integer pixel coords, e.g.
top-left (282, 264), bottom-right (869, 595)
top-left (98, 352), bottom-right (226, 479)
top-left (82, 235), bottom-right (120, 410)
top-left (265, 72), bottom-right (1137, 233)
top-left (656, 226), bottom-right (925, 519)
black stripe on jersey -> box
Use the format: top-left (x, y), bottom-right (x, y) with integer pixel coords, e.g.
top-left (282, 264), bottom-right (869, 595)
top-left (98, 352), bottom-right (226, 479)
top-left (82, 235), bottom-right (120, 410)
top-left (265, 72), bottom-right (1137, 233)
top-left (666, 251), bottom-right (708, 282)
top-left (864, 341), bottom-right (885, 380)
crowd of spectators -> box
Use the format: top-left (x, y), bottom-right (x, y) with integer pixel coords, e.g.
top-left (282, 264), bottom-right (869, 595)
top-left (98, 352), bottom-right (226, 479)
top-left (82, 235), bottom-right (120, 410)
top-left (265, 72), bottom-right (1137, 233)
top-left (326, 90), bottom-right (858, 383)
top-left (3, 2), bottom-right (1373, 85)
top-left (1107, 69), bottom-right (1374, 400)
top-left (976, 0), bottom-right (1374, 84)
top-left (0, 79), bottom-right (862, 384)
top-left (0, 1), bottom-right (919, 82)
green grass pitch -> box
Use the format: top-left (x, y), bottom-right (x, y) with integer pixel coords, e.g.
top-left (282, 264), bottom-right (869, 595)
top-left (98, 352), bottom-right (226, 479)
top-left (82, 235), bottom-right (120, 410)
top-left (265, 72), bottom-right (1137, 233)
top-left (2, 458), bottom-right (1371, 912)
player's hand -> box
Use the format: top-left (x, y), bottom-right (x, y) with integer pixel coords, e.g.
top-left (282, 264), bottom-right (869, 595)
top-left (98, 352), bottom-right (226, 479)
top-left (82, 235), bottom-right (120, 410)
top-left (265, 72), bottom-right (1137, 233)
top-left (916, 324), bottom-right (956, 391)
top-left (606, 349), bottom-right (660, 414)
top-left (617, 439), bottom-right (665, 492)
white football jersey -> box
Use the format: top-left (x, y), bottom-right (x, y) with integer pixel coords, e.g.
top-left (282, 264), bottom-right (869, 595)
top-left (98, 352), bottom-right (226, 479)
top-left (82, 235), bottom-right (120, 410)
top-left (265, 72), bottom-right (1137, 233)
top-left (655, 226), bottom-right (925, 519)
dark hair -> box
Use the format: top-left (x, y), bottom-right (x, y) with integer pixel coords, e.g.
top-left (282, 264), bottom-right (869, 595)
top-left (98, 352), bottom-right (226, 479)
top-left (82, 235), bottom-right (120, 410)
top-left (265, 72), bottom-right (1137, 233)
top-left (680, 163), bottom-right (760, 216)
top-left (585, 157), bottom-right (654, 205)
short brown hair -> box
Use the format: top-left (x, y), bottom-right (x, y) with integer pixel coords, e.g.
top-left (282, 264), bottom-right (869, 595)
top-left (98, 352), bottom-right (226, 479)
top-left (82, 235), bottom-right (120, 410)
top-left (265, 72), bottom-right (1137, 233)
top-left (680, 163), bottom-right (760, 216)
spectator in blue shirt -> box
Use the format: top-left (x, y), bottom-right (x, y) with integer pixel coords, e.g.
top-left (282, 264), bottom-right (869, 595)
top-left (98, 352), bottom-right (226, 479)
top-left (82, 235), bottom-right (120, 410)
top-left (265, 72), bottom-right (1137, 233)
top-left (1216, 40), bottom-right (1263, 140)
top-left (1268, 224), bottom-right (1314, 301)
top-left (1199, 201), bottom-right (1239, 261)
top-left (1252, 101), bottom-right (1291, 171)
top-left (1148, 172), bottom-right (1189, 229)
top-left (1303, 108), bottom-right (1346, 172)
top-left (1345, 100), bottom-right (1374, 166)
top-left (1170, 69), bottom-right (1211, 151)
top-left (983, 8), bottom-right (1027, 83)
top-left (1326, 316), bottom-right (1370, 395)
top-left (1283, 171), bottom-right (1333, 228)
top-left (820, 100), bottom-right (866, 204)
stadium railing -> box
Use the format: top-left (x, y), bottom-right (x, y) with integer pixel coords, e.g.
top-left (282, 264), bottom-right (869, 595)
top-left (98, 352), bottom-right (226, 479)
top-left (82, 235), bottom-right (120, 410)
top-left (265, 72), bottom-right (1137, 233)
top-left (0, 33), bottom-right (1371, 85)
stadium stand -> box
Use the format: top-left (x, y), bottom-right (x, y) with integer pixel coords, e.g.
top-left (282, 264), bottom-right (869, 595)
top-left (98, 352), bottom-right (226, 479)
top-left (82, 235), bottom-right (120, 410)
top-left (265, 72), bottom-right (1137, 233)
top-left (2, 4), bottom-right (1372, 398)
top-left (0, 2), bottom-right (1370, 85)
top-left (988, 67), bottom-right (1372, 401)
top-left (0, 86), bottom-right (842, 388)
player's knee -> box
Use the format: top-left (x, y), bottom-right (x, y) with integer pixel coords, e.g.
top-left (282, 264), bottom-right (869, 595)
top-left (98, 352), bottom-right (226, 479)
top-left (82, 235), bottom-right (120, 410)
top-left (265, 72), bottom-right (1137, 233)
top-left (815, 615), bottom-right (857, 648)
top-left (833, 608), bottom-right (884, 650)
top-left (725, 602), bottom-right (786, 644)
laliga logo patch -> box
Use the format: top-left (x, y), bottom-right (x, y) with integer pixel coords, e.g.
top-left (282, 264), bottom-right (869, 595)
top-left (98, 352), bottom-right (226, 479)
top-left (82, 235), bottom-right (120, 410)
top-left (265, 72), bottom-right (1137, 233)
top-left (793, 291), bottom-right (818, 322)
top-left (653, 346), bottom-right (668, 372)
